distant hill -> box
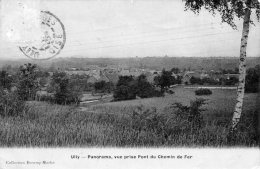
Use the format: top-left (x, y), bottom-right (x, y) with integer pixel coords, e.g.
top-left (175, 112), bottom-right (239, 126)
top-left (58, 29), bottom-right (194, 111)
top-left (0, 56), bottom-right (259, 71)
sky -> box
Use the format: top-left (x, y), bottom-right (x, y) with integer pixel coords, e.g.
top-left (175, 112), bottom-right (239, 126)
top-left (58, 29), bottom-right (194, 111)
top-left (0, 0), bottom-right (260, 60)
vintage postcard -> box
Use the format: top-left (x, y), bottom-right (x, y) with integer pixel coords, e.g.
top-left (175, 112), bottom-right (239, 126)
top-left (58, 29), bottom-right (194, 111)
top-left (0, 0), bottom-right (259, 168)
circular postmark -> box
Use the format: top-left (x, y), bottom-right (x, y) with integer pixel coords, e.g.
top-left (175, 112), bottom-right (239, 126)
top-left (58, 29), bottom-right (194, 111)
top-left (19, 11), bottom-right (66, 60)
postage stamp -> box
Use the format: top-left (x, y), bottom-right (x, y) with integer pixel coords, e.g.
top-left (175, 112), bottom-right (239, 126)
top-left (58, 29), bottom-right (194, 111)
top-left (19, 11), bottom-right (66, 60)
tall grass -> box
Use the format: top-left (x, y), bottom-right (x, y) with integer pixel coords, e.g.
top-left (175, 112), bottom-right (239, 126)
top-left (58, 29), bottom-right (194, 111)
top-left (0, 99), bottom-right (258, 147)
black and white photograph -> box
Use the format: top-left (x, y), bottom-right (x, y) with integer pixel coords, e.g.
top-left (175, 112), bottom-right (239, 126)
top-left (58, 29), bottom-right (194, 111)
top-left (0, 0), bottom-right (260, 168)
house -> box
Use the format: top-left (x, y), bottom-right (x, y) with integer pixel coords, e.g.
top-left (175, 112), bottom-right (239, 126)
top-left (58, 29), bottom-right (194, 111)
top-left (182, 71), bottom-right (201, 84)
top-left (86, 70), bottom-right (110, 84)
top-left (104, 71), bottom-right (119, 84)
top-left (65, 70), bottom-right (91, 76)
top-left (98, 71), bottom-right (109, 82)
top-left (48, 72), bottom-right (54, 76)
top-left (200, 72), bottom-right (209, 79)
top-left (209, 73), bottom-right (225, 82)
top-left (87, 76), bottom-right (98, 84)
top-left (129, 70), bottom-right (143, 77)
top-left (119, 69), bottom-right (131, 76)
top-left (171, 72), bottom-right (178, 79)
top-left (146, 74), bottom-right (158, 84)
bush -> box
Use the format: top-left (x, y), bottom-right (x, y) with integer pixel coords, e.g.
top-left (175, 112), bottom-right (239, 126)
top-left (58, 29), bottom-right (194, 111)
top-left (118, 99), bottom-right (206, 143)
top-left (0, 89), bottom-right (26, 117)
top-left (190, 76), bottom-right (203, 85)
top-left (125, 106), bottom-right (170, 141)
top-left (54, 90), bottom-right (80, 105)
top-left (245, 66), bottom-right (259, 93)
top-left (151, 89), bottom-right (164, 97)
top-left (40, 95), bottom-right (55, 103)
top-left (195, 88), bottom-right (212, 95)
top-left (166, 89), bottom-right (174, 94)
top-left (224, 76), bottom-right (239, 86)
top-left (171, 98), bottom-right (206, 133)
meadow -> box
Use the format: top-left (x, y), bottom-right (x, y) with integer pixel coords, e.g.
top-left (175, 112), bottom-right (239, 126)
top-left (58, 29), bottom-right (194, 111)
top-left (0, 86), bottom-right (258, 147)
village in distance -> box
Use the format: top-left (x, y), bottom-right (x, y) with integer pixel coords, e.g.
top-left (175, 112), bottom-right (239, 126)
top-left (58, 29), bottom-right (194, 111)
top-left (0, 56), bottom-right (259, 147)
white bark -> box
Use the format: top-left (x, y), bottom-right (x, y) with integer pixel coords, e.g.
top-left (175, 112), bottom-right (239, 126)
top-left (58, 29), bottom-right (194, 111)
top-left (231, 8), bottom-right (251, 130)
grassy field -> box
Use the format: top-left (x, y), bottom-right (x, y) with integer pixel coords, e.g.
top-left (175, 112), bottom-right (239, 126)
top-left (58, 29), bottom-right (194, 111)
top-left (0, 86), bottom-right (258, 147)
top-left (90, 86), bottom-right (257, 115)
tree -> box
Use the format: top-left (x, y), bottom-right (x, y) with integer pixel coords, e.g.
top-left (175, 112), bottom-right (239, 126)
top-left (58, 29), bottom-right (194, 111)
top-left (17, 63), bottom-right (39, 100)
top-left (113, 76), bottom-right (137, 101)
top-left (36, 70), bottom-right (49, 88)
top-left (94, 80), bottom-right (114, 93)
top-left (190, 76), bottom-right (202, 85)
top-left (154, 69), bottom-right (176, 92)
top-left (52, 72), bottom-right (80, 105)
top-left (183, 0), bottom-right (260, 131)
top-left (0, 70), bottom-right (12, 90)
top-left (94, 80), bottom-right (106, 92)
top-left (136, 74), bottom-right (160, 98)
top-left (171, 67), bottom-right (180, 74)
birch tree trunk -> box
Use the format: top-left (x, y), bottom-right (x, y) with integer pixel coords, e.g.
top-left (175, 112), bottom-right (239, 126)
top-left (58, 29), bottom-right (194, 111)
top-left (231, 8), bottom-right (251, 130)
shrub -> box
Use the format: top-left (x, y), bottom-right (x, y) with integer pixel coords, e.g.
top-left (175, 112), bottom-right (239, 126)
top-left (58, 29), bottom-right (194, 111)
top-left (121, 99), bottom-right (206, 143)
top-left (127, 106), bottom-right (169, 141)
top-left (54, 90), bottom-right (80, 105)
top-left (0, 89), bottom-right (26, 117)
top-left (245, 66), bottom-right (259, 93)
top-left (166, 89), bottom-right (174, 94)
top-left (151, 89), bottom-right (164, 97)
top-left (195, 88), bottom-right (212, 95)
top-left (190, 76), bottom-right (203, 85)
top-left (171, 98), bottom-right (206, 133)
top-left (40, 95), bottom-right (55, 103)
top-left (224, 76), bottom-right (239, 86)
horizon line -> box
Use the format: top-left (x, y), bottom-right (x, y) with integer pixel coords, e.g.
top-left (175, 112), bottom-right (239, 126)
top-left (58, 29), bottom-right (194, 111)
top-left (1, 55), bottom-right (260, 61)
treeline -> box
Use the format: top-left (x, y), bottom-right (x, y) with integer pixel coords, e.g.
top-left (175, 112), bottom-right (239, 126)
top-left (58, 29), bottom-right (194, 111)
top-left (189, 76), bottom-right (239, 86)
top-left (0, 63), bottom-right (81, 108)
top-left (113, 69), bottom-right (181, 101)
top-left (113, 75), bottom-right (162, 101)
top-left (0, 63), bottom-right (40, 117)
top-left (0, 63), bottom-right (177, 107)
top-left (0, 63), bottom-right (259, 112)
